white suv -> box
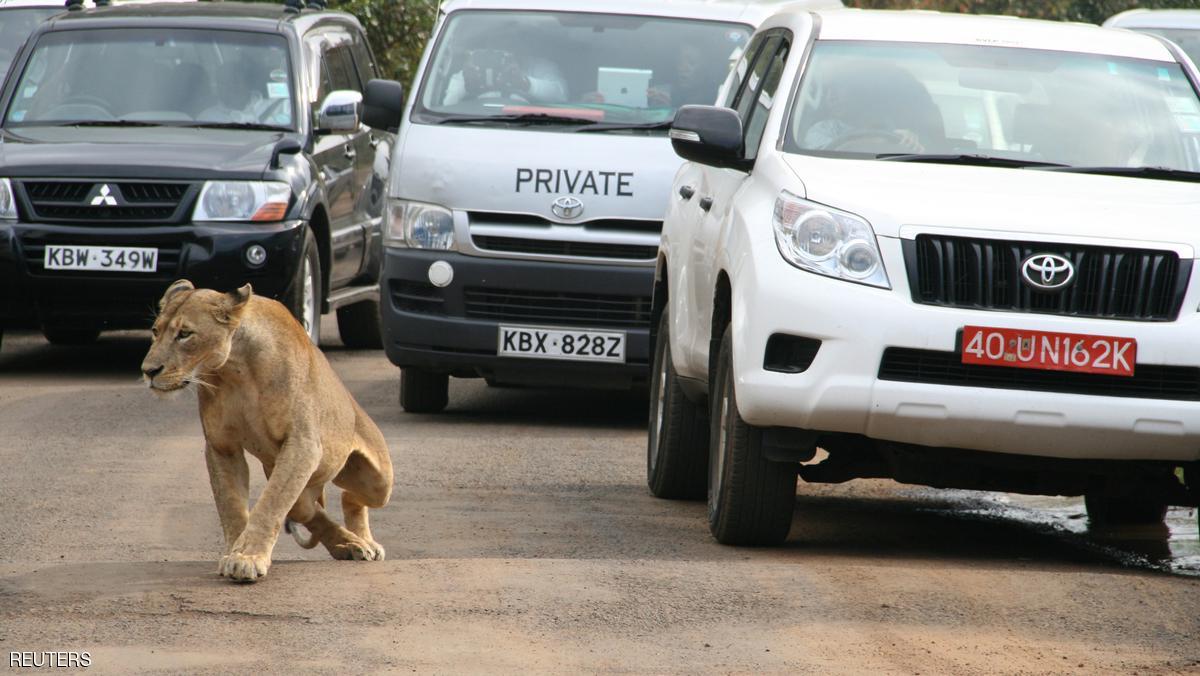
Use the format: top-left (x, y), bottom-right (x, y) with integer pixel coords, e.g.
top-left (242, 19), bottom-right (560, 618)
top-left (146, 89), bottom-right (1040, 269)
top-left (651, 9), bottom-right (1200, 545)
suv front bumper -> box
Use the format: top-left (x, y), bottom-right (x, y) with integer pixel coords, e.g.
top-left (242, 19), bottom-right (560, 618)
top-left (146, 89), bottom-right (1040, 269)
top-left (381, 248), bottom-right (651, 387)
top-left (729, 236), bottom-right (1200, 462)
top-left (0, 219), bottom-right (305, 329)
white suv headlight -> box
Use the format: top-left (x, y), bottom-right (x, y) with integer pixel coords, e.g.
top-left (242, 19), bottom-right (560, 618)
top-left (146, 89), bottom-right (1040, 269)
top-left (193, 181), bottom-right (291, 222)
top-left (0, 179), bottom-right (17, 220)
top-left (772, 191), bottom-right (890, 289)
top-left (384, 199), bottom-right (455, 250)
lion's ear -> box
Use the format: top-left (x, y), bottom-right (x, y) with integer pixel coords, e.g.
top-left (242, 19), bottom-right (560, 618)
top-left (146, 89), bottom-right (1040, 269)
top-left (158, 279), bottom-right (195, 310)
top-left (218, 283), bottom-right (253, 324)
top-left (228, 283), bottom-right (252, 308)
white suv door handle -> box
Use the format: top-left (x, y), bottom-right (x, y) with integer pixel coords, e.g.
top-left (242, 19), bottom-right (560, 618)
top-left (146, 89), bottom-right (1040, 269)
top-left (678, 185), bottom-right (695, 200)
top-left (699, 196), bottom-right (713, 212)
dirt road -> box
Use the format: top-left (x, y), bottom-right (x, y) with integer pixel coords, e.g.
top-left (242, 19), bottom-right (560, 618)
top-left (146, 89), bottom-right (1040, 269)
top-left (1, 327), bottom-right (1197, 674)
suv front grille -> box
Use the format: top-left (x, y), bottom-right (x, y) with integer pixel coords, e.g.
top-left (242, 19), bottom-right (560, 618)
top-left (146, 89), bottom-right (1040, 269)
top-left (879, 347), bottom-right (1200, 401)
top-left (463, 287), bottom-right (651, 328)
top-left (905, 235), bottom-right (1189, 322)
top-left (18, 180), bottom-right (195, 225)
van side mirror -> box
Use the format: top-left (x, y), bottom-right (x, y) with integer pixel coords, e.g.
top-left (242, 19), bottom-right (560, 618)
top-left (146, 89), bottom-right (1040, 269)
top-left (317, 90), bottom-right (362, 133)
top-left (669, 105), bottom-right (750, 171)
top-left (363, 79), bottom-right (405, 132)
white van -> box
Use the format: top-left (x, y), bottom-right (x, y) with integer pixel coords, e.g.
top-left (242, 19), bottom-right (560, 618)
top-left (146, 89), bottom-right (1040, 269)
top-left (373, 0), bottom-right (841, 412)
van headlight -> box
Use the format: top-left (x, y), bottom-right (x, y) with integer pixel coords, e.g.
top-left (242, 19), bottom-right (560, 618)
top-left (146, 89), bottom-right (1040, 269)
top-left (194, 181), bottom-right (291, 222)
top-left (385, 199), bottom-right (456, 250)
top-left (772, 191), bottom-right (890, 289)
top-left (0, 179), bottom-right (17, 220)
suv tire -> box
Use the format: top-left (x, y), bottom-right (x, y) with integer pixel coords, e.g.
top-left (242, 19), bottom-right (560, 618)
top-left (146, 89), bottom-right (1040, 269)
top-left (708, 325), bottom-right (797, 546)
top-left (400, 367), bottom-right (449, 413)
top-left (647, 310), bottom-right (708, 500)
top-left (284, 227), bottom-right (322, 345)
top-left (1084, 494), bottom-right (1168, 527)
top-left (337, 300), bottom-right (383, 349)
top-left (43, 326), bottom-right (101, 346)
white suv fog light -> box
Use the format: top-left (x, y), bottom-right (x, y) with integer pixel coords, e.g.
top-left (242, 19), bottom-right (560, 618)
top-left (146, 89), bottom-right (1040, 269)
top-left (428, 260), bottom-right (454, 287)
top-left (245, 244), bottom-right (267, 267)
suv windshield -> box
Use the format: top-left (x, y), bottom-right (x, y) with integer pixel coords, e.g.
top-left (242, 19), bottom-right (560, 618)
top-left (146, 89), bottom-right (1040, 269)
top-left (5, 28), bottom-right (294, 128)
top-left (786, 41), bottom-right (1200, 172)
top-left (0, 8), bottom-right (60, 78)
top-left (415, 10), bottom-right (751, 129)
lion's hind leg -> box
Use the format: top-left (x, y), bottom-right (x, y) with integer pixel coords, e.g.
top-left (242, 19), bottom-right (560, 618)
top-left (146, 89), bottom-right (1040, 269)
top-left (287, 484), bottom-right (380, 562)
top-left (332, 418), bottom-right (392, 561)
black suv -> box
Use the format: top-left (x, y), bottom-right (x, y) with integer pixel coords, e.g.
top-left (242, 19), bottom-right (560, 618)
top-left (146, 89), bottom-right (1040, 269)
top-left (0, 1), bottom-right (404, 348)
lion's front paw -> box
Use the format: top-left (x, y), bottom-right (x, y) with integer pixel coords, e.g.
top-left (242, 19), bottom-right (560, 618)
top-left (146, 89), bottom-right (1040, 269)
top-left (218, 551), bottom-right (271, 582)
top-left (329, 536), bottom-right (385, 562)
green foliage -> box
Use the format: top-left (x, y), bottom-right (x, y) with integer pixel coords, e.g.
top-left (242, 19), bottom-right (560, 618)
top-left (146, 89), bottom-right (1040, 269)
top-left (845, 0), bottom-right (1200, 24)
top-left (326, 0), bottom-right (438, 84)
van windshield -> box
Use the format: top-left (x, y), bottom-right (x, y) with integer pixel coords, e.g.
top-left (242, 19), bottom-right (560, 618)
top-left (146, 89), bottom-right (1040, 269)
top-left (415, 10), bottom-right (751, 130)
top-left (4, 28), bottom-right (294, 129)
top-left (0, 8), bottom-right (61, 79)
top-left (786, 41), bottom-right (1200, 172)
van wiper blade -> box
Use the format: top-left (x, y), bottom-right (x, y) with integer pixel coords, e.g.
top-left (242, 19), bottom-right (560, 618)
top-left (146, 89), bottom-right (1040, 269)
top-left (49, 119), bottom-right (167, 127)
top-left (1031, 165), bottom-right (1200, 182)
top-left (877, 153), bottom-right (1070, 168)
top-left (433, 113), bottom-right (601, 126)
top-left (575, 120), bottom-right (674, 133)
top-left (182, 122), bottom-right (291, 131)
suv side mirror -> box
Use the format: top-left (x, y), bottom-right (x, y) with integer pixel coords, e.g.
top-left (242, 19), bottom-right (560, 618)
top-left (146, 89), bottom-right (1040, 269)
top-left (669, 105), bottom-right (749, 170)
top-left (318, 90), bottom-right (363, 133)
top-left (363, 78), bottom-right (405, 132)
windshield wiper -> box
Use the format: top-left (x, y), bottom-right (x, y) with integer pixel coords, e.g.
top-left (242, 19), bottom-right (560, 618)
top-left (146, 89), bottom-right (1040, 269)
top-left (182, 122), bottom-right (291, 132)
top-left (433, 113), bottom-right (602, 126)
top-left (1030, 165), bottom-right (1200, 182)
top-left (48, 119), bottom-right (168, 127)
top-left (877, 153), bottom-right (1070, 169)
top-left (575, 120), bottom-right (674, 133)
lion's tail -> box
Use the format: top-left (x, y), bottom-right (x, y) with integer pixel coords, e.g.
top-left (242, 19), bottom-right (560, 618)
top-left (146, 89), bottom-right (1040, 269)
top-left (284, 518), bottom-right (319, 549)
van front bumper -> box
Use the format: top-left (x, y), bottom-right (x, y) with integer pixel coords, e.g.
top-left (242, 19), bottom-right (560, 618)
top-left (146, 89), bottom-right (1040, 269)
top-left (381, 248), bottom-right (652, 387)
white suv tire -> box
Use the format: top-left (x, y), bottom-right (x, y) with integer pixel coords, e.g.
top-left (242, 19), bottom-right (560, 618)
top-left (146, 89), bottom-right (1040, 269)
top-left (647, 310), bottom-right (709, 500)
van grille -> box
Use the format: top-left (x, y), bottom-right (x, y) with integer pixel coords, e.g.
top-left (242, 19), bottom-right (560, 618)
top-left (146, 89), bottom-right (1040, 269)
top-left (905, 235), bottom-right (1188, 321)
top-left (473, 235), bottom-right (657, 261)
top-left (463, 287), bottom-right (651, 328)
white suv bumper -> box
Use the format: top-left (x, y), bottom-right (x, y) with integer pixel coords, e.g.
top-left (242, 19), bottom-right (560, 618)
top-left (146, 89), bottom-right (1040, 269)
top-left (731, 236), bottom-right (1200, 462)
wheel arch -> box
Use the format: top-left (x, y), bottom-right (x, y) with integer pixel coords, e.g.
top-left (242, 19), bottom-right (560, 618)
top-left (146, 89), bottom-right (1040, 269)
top-left (709, 271), bottom-right (732, 387)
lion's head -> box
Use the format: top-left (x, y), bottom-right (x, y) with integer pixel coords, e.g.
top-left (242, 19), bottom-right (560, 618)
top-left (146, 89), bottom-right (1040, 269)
top-left (141, 279), bottom-right (252, 395)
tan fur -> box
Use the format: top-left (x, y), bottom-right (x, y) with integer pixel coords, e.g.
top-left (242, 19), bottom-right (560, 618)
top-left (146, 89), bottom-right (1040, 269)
top-left (141, 280), bottom-right (393, 582)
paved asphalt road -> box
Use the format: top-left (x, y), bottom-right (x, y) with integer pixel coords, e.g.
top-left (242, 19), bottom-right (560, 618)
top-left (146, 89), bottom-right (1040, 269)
top-left (0, 323), bottom-right (1197, 674)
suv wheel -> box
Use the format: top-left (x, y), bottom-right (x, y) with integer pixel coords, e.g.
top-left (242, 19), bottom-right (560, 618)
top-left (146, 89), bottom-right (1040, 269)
top-left (1084, 494), bottom-right (1168, 527)
top-left (400, 367), bottom-right (449, 413)
top-left (43, 326), bottom-right (101, 346)
top-left (337, 300), bottom-right (383, 349)
top-left (647, 310), bottom-right (708, 500)
top-left (285, 227), bottom-right (321, 345)
top-left (708, 325), bottom-right (797, 546)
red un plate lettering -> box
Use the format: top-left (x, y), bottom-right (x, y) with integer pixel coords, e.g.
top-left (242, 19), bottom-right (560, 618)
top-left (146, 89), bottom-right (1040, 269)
top-left (961, 326), bottom-right (1136, 377)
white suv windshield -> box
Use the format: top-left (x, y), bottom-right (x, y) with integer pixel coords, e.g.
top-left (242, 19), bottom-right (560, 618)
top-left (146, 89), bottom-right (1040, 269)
top-left (5, 28), bottom-right (294, 128)
top-left (416, 10), bottom-right (751, 128)
top-left (786, 41), bottom-right (1200, 172)
top-left (0, 8), bottom-right (60, 78)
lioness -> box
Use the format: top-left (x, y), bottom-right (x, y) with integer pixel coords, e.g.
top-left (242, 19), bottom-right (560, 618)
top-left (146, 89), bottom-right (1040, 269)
top-left (141, 280), bottom-right (393, 582)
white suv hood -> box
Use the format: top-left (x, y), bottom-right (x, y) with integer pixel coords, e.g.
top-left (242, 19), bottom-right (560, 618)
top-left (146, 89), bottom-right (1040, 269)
top-left (782, 154), bottom-right (1200, 251)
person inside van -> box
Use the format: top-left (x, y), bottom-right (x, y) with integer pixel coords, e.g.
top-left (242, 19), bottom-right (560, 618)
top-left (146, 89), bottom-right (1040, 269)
top-left (442, 48), bottom-right (567, 106)
top-left (647, 43), bottom-right (721, 107)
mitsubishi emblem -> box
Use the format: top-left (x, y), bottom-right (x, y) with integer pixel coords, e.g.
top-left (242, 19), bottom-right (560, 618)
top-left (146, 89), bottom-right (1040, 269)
top-left (90, 184), bottom-right (118, 207)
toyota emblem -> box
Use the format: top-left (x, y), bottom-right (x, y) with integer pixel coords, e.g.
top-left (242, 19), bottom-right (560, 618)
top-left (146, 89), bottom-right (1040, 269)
top-left (1021, 253), bottom-right (1075, 291)
top-left (551, 196), bottom-right (584, 220)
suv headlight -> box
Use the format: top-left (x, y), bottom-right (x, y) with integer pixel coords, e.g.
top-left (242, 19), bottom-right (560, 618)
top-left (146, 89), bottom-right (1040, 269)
top-left (193, 181), bottom-right (291, 222)
top-left (0, 179), bottom-right (16, 220)
top-left (384, 199), bottom-right (455, 250)
top-left (772, 191), bottom-right (890, 289)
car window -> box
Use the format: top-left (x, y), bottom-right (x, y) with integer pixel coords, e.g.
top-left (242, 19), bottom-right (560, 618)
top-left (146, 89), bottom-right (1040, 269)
top-left (719, 32), bottom-right (769, 109)
top-left (349, 29), bottom-right (378, 84)
top-left (326, 42), bottom-right (361, 93)
top-left (415, 10), bottom-right (751, 128)
top-left (0, 8), bottom-right (61, 79)
top-left (742, 36), bottom-right (790, 161)
top-left (1131, 28), bottom-right (1200, 70)
top-left (4, 28), bottom-right (294, 128)
top-left (734, 35), bottom-right (781, 126)
top-left (786, 40), bottom-right (1200, 172)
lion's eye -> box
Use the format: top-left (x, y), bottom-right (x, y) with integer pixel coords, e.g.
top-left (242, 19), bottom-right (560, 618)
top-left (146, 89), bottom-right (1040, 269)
top-left (177, 329), bottom-right (193, 341)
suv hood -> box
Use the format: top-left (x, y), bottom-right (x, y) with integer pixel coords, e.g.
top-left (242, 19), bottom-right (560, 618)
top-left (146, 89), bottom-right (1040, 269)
top-left (0, 126), bottom-right (290, 179)
top-left (392, 124), bottom-right (680, 222)
top-left (782, 155), bottom-right (1200, 250)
